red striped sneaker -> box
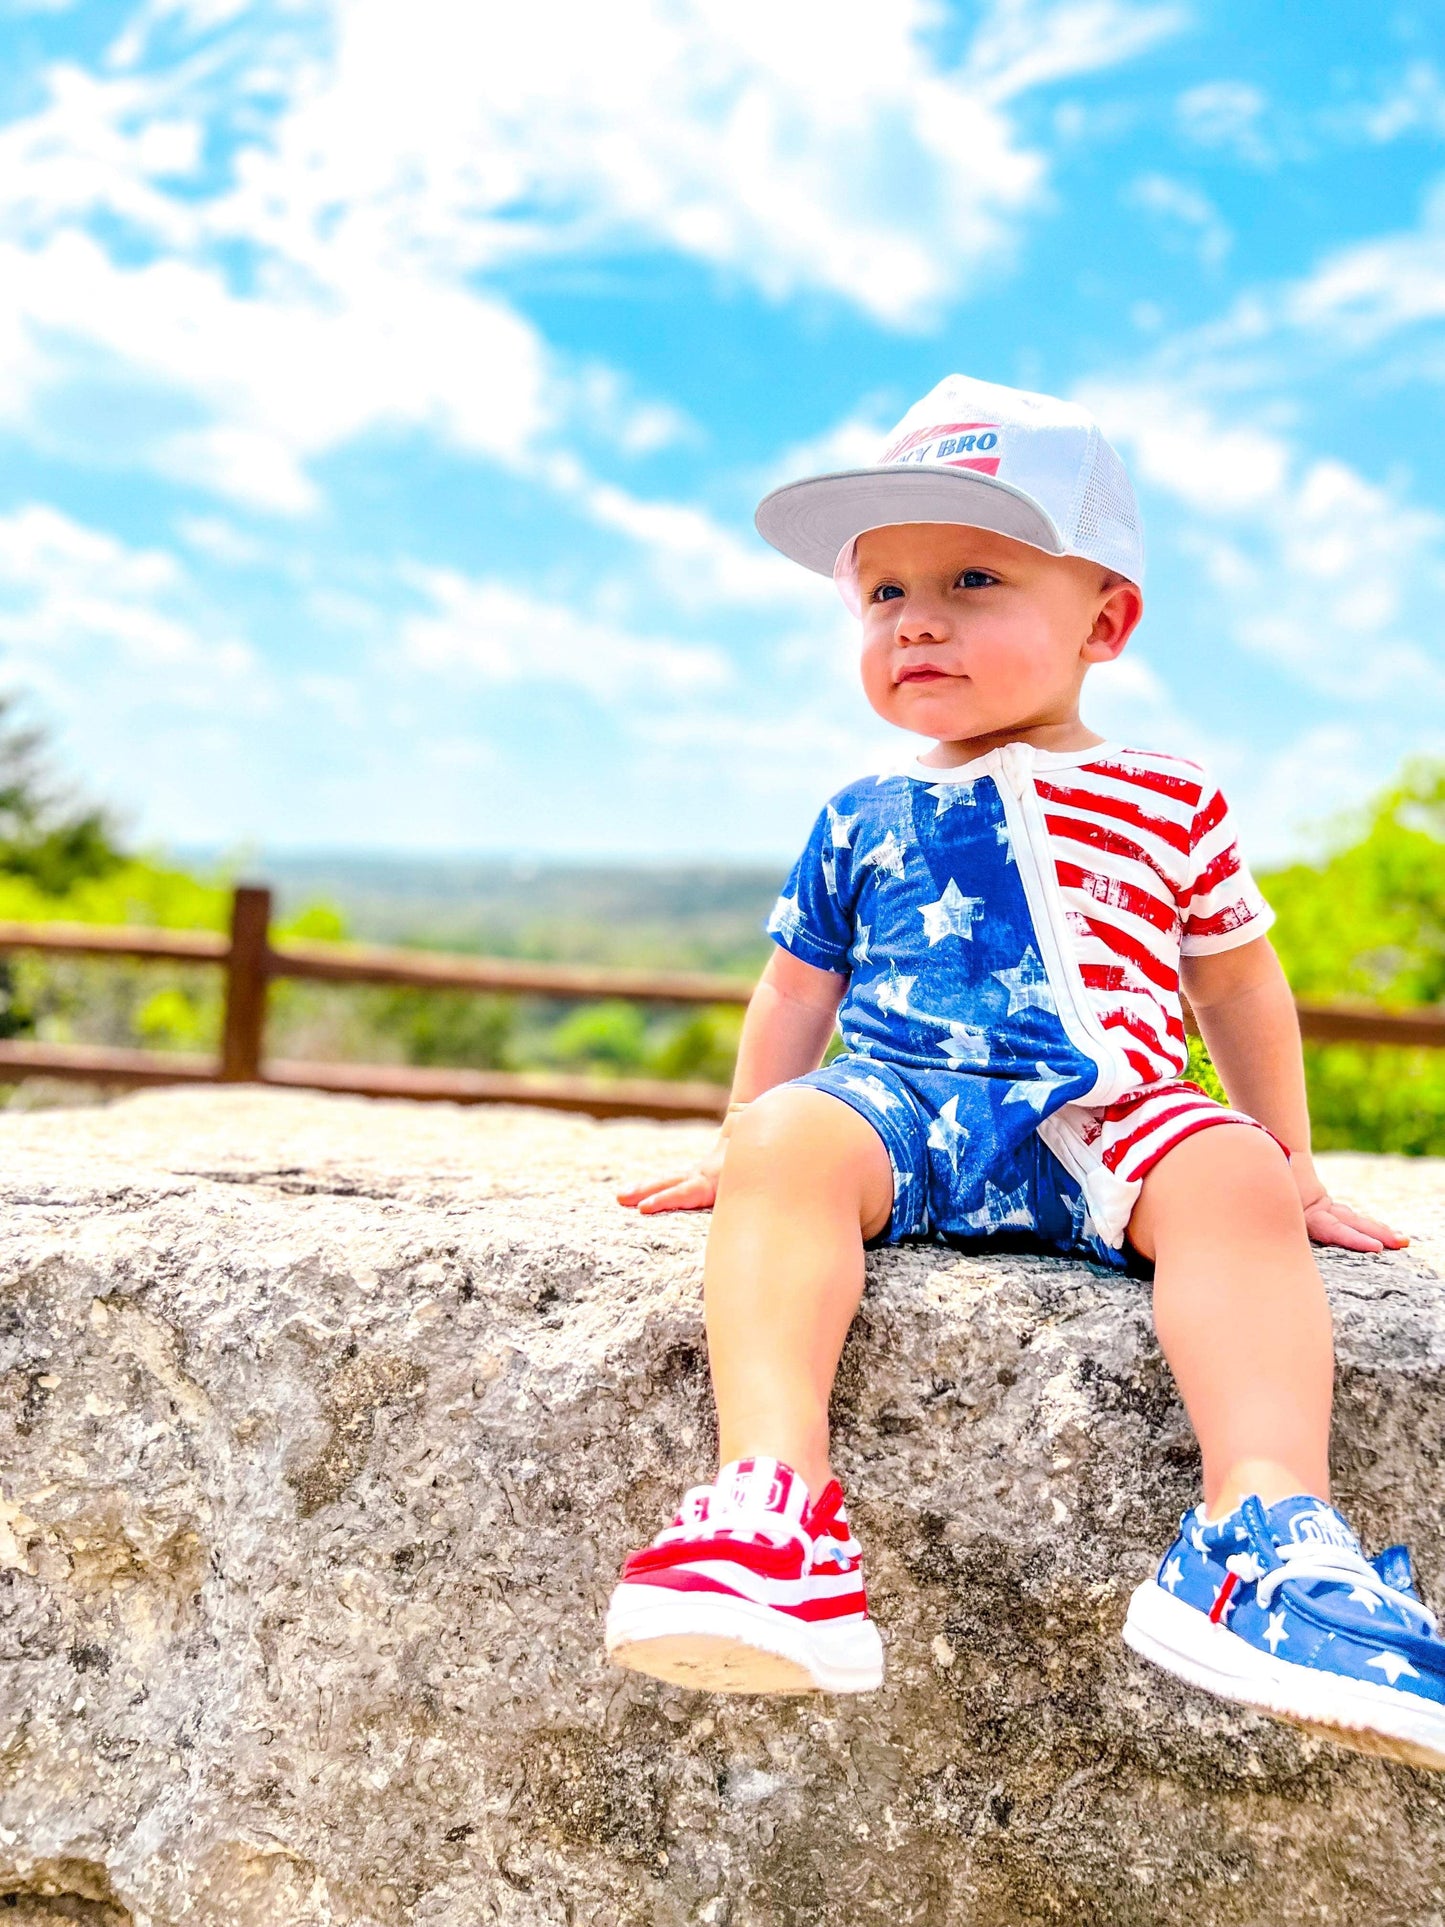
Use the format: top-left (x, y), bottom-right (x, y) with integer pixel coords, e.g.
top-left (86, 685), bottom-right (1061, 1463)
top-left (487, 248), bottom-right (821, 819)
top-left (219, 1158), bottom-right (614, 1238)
top-left (604, 1456), bottom-right (884, 1694)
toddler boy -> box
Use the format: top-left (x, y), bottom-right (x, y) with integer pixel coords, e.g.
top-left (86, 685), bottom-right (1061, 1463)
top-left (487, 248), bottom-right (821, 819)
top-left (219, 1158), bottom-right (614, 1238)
top-left (604, 374), bottom-right (1445, 1768)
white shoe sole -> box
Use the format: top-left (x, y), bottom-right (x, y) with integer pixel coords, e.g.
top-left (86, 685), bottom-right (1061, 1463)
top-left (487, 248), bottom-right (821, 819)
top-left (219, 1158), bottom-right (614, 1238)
top-left (1124, 1579), bottom-right (1445, 1770)
top-left (604, 1582), bottom-right (884, 1695)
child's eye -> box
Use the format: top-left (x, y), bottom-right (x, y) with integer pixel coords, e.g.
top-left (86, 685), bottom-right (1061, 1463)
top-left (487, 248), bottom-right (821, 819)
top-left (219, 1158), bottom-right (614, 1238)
top-left (956, 569), bottom-right (997, 589)
top-left (869, 583), bottom-right (905, 603)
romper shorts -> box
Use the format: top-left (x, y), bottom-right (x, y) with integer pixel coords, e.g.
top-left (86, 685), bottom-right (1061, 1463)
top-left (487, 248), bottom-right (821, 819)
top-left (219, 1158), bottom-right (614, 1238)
top-left (790, 1055), bottom-right (1279, 1275)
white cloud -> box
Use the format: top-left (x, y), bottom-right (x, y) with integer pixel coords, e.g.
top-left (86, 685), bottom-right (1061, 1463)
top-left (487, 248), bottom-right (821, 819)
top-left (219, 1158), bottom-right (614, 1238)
top-left (220, 0), bottom-right (1180, 329)
top-left (0, 502), bottom-right (265, 708)
top-left (1126, 173), bottom-right (1232, 267)
top-left (762, 412), bottom-right (895, 492)
top-left (174, 514), bottom-right (267, 566)
top-left (0, 0), bottom-right (1188, 521)
top-left (0, 65), bottom-right (203, 245)
top-left (628, 708), bottom-right (888, 766)
top-left (0, 502), bottom-right (177, 599)
top-left (1081, 376), bottom-right (1445, 703)
top-left (1277, 179), bottom-right (1445, 349)
top-left (0, 224), bottom-right (554, 513)
top-left (1235, 722), bottom-right (1431, 866)
top-left (1176, 81), bottom-right (1272, 166)
top-left (1146, 176), bottom-right (1445, 377)
top-left (1079, 651), bottom-right (1197, 753)
top-left (966, 0), bottom-right (1184, 104)
top-left (398, 568), bottom-right (733, 703)
top-left (1348, 62), bottom-right (1445, 145)
top-left (295, 672), bottom-right (367, 730)
top-left (554, 468), bottom-right (829, 615)
top-left (1081, 379), bottom-right (1290, 513)
top-left (624, 703), bottom-right (904, 830)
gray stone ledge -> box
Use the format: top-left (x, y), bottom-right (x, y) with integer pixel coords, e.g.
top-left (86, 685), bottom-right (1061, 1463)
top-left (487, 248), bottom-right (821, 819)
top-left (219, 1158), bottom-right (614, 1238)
top-left (0, 1088), bottom-right (1443, 1926)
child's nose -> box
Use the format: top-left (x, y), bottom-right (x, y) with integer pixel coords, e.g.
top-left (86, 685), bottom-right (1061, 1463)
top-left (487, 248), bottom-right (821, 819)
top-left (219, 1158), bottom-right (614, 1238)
top-left (896, 598), bottom-right (949, 644)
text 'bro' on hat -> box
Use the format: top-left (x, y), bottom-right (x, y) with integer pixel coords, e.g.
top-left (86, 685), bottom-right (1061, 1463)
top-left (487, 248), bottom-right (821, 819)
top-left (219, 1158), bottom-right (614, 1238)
top-left (754, 373), bottom-right (1144, 607)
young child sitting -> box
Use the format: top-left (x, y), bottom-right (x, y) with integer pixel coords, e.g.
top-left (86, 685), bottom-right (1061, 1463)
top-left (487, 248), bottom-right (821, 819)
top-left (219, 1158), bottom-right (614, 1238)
top-left (603, 373), bottom-right (1445, 1770)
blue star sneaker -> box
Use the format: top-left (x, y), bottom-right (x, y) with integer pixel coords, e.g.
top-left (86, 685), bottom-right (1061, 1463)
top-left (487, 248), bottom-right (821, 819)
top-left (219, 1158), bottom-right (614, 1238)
top-left (1123, 1493), bottom-right (1445, 1769)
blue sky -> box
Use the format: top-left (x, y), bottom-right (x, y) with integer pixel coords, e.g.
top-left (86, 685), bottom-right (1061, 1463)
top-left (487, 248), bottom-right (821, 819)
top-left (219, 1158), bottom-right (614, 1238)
top-left (0, 0), bottom-right (1442, 866)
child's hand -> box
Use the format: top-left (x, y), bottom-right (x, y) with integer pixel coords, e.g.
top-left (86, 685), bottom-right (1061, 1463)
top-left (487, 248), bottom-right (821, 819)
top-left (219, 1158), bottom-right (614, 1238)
top-left (617, 1134), bottom-right (729, 1214)
top-left (1295, 1169), bottom-right (1409, 1253)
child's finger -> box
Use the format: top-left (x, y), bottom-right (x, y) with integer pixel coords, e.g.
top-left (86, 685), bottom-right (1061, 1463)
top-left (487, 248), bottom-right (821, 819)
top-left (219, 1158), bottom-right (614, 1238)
top-left (1322, 1200), bottom-right (1409, 1250)
top-left (637, 1175), bottom-right (715, 1214)
top-left (1307, 1207), bottom-right (1384, 1253)
top-left (617, 1174), bottom-right (681, 1205)
top-left (1338, 1206), bottom-right (1408, 1248)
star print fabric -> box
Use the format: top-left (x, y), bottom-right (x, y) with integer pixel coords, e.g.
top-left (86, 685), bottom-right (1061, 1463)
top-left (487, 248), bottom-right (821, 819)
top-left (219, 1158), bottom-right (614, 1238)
top-left (1147, 1493), bottom-right (1445, 1710)
top-left (794, 1052), bottom-right (1130, 1266)
top-left (767, 768), bottom-right (1110, 1260)
top-left (767, 770), bottom-right (1099, 1078)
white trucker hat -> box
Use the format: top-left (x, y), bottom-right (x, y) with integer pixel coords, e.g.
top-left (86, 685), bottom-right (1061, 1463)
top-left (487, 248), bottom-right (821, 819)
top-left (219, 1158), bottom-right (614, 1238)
top-left (754, 373), bottom-right (1144, 599)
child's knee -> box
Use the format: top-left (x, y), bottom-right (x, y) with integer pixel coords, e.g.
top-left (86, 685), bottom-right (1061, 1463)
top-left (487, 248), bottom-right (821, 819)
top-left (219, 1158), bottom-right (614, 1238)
top-left (1219, 1130), bottom-right (1302, 1231)
top-left (1132, 1123), bottom-right (1303, 1254)
top-left (720, 1085), bottom-right (891, 1203)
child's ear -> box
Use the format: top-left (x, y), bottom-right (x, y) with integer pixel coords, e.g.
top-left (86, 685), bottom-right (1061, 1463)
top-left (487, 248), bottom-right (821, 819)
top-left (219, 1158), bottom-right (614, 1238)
top-left (1084, 581), bottom-right (1143, 663)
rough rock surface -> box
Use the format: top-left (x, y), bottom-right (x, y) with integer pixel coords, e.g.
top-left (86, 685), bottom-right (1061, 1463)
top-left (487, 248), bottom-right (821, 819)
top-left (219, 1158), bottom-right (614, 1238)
top-left (1, 1087), bottom-right (1445, 1926)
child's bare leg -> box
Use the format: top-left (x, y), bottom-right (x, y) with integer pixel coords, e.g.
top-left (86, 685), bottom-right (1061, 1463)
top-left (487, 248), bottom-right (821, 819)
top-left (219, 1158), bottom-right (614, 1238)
top-left (704, 1086), bottom-right (894, 1499)
top-left (1127, 1125), bottom-right (1334, 1518)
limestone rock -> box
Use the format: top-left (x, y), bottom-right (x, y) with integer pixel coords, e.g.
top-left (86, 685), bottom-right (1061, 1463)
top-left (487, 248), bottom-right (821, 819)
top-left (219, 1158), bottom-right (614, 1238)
top-left (0, 1087), bottom-right (1444, 1925)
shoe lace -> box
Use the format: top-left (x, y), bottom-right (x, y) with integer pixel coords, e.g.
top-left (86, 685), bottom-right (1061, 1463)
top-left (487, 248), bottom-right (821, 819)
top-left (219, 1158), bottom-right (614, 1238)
top-left (656, 1484), bottom-right (816, 1563)
top-left (1253, 1540), bottom-right (1438, 1635)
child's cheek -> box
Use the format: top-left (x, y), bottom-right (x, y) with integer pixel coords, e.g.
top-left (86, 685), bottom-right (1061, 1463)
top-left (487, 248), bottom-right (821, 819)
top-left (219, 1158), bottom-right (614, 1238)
top-left (858, 637), bottom-right (894, 710)
top-left (972, 627), bottom-right (1042, 697)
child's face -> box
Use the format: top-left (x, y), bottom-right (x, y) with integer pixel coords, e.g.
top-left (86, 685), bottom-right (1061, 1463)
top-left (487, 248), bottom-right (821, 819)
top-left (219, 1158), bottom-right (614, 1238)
top-left (853, 523), bottom-right (1141, 746)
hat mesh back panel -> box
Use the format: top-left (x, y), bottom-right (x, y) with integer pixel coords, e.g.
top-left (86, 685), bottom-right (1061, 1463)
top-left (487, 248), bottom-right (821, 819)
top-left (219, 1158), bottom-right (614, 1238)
top-left (1074, 438), bottom-right (1141, 574)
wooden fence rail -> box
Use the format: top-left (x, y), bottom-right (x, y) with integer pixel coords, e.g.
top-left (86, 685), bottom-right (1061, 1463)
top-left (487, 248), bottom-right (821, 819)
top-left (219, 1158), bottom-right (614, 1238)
top-left (0, 884), bottom-right (1437, 1122)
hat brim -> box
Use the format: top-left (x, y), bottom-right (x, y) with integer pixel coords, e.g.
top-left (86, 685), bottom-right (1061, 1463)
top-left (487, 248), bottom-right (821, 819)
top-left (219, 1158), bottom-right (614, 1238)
top-left (754, 466), bottom-right (1066, 576)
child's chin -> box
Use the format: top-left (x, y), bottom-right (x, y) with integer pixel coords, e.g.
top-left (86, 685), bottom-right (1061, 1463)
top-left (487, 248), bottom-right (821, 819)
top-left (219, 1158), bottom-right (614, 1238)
top-left (889, 696), bottom-right (977, 732)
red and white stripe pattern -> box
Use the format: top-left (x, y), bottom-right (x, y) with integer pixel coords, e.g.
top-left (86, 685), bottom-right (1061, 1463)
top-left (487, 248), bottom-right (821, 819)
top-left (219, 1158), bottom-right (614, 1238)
top-left (1036, 747), bottom-right (1274, 1093)
top-left (617, 1458), bottom-right (867, 1622)
top-left (1095, 1078), bottom-right (1287, 1186)
top-left (605, 1457), bottom-right (884, 1693)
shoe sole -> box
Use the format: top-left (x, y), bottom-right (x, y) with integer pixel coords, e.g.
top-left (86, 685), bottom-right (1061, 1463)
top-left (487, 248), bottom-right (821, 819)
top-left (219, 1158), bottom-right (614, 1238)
top-left (1124, 1579), bottom-right (1445, 1770)
top-left (604, 1583), bottom-right (884, 1695)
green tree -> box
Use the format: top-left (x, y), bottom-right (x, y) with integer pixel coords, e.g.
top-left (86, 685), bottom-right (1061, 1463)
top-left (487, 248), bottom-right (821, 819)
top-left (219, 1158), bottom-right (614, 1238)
top-left (364, 987), bottom-right (517, 1070)
top-left (1253, 759), bottom-right (1445, 1156)
top-left (1262, 760), bottom-right (1445, 1008)
top-left (647, 1006), bottom-right (745, 1085)
top-left (0, 696), bottom-right (128, 1040)
top-left (0, 695), bottom-right (125, 894)
top-left (545, 999), bottom-right (651, 1074)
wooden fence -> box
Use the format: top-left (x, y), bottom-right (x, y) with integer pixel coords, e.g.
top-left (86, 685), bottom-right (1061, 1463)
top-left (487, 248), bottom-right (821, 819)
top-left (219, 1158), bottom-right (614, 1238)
top-left (0, 883), bottom-right (1438, 1122)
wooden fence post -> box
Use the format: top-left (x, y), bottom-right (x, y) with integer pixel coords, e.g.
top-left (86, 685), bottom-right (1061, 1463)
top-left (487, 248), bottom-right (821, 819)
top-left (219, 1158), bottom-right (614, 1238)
top-left (220, 885), bottom-right (272, 1082)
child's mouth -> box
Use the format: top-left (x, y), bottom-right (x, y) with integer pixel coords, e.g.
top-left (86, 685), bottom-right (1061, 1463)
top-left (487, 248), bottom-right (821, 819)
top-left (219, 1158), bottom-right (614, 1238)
top-left (897, 668), bottom-right (950, 683)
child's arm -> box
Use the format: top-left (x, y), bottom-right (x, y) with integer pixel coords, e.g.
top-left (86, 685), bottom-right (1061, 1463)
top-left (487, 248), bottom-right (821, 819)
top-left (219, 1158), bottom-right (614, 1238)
top-left (1182, 933), bottom-right (1408, 1253)
top-left (617, 947), bottom-right (847, 1214)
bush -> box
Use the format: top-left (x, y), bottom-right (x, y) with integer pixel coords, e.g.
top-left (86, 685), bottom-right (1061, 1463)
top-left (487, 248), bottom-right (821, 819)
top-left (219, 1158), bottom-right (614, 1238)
top-left (543, 1000), bottom-right (651, 1074)
top-left (1257, 759), bottom-right (1445, 1157)
top-left (647, 1007), bottom-right (744, 1084)
top-left (1186, 758), bottom-right (1445, 1156)
top-left (364, 988), bottom-right (517, 1071)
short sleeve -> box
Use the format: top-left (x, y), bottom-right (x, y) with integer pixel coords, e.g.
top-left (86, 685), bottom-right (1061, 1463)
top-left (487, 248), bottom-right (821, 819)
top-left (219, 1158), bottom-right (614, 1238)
top-left (1178, 777), bottom-right (1275, 956)
top-left (764, 799), bottom-right (857, 975)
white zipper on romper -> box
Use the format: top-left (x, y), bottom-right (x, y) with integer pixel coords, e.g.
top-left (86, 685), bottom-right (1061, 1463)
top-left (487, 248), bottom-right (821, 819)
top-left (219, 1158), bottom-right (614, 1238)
top-left (991, 741), bottom-right (1131, 1109)
top-left (990, 742), bottom-right (1143, 1246)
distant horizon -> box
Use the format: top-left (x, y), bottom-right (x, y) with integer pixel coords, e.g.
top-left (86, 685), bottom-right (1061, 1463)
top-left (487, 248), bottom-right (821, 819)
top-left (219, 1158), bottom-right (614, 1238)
top-left (163, 844), bottom-right (790, 877)
top-left (163, 843), bottom-right (790, 956)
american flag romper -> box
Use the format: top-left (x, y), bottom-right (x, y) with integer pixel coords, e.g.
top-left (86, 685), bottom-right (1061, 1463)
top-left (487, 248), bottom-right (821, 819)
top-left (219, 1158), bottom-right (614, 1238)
top-left (764, 738), bottom-right (1283, 1266)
